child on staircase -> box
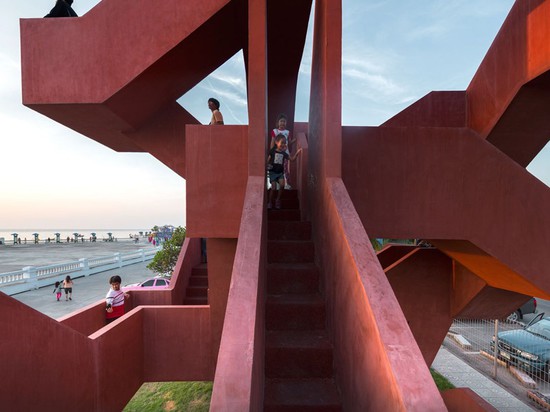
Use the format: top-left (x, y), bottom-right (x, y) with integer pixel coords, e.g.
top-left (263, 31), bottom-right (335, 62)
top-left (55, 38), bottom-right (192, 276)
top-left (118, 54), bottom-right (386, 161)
top-left (269, 113), bottom-right (296, 189)
top-left (267, 135), bottom-right (302, 209)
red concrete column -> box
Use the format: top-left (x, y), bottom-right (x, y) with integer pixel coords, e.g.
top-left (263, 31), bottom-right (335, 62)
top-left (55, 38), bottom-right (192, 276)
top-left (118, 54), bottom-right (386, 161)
top-left (266, 0), bottom-right (312, 137)
top-left (309, 0), bottom-right (342, 180)
top-left (247, 0), bottom-right (267, 176)
top-left (385, 248), bottom-right (453, 365)
top-left (207, 238), bottom-right (238, 362)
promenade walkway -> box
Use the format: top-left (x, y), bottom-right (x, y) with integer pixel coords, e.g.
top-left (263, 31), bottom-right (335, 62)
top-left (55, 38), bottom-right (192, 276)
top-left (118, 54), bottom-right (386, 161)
top-left (2, 240), bottom-right (158, 319)
top-left (12, 261), bottom-right (155, 319)
top-left (0, 240), bottom-right (157, 273)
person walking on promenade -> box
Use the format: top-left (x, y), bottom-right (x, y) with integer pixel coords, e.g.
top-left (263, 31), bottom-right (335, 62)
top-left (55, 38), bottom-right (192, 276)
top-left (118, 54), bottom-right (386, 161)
top-left (53, 281), bottom-right (63, 301)
top-left (63, 275), bottom-right (73, 301)
top-left (267, 135), bottom-right (302, 209)
top-left (44, 0), bottom-right (78, 18)
top-left (208, 98), bottom-right (224, 125)
top-left (105, 275), bottom-right (130, 324)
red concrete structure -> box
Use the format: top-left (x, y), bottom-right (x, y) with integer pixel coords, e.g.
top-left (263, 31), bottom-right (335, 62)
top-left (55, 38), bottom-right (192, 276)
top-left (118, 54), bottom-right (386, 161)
top-left (3, 0), bottom-right (549, 410)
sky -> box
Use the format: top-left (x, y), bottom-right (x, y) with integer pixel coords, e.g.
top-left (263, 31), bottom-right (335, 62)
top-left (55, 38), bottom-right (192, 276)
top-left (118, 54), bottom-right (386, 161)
top-left (1, 0), bottom-right (548, 230)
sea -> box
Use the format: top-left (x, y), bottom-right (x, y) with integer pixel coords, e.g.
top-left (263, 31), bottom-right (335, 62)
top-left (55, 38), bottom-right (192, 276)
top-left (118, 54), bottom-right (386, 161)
top-left (0, 229), bottom-right (149, 243)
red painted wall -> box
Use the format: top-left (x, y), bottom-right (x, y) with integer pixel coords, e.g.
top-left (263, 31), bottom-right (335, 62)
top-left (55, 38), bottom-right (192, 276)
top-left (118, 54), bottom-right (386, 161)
top-left (342, 126), bottom-right (550, 298)
top-left (0, 293), bottom-right (96, 411)
top-left (210, 177), bottom-right (267, 411)
top-left (385, 248), bottom-right (453, 365)
top-left (185, 125), bottom-right (248, 238)
top-left (467, 0), bottom-right (550, 165)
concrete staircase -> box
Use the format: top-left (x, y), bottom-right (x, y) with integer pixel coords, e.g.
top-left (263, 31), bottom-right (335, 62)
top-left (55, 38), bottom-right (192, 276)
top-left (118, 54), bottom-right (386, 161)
top-left (264, 190), bottom-right (342, 411)
top-left (183, 263), bottom-right (208, 305)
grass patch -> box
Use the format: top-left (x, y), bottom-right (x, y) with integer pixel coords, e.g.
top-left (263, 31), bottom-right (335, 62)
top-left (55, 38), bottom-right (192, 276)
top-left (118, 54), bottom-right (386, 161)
top-left (124, 381), bottom-right (213, 412)
top-left (430, 368), bottom-right (455, 391)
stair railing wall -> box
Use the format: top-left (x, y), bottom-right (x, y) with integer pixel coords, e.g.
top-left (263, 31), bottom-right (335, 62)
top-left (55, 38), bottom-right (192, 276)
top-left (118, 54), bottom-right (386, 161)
top-left (310, 177), bottom-right (447, 410)
top-left (210, 176), bottom-right (267, 411)
top-left (295, 131), bottom-right (309, 222)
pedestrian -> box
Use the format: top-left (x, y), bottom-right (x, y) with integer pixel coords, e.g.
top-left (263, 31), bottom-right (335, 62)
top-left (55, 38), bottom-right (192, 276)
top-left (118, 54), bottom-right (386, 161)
top-left (269, 114), bottom-right (296, 189)
top-left (63, 275), bottom-right (73, 301)
top-left (53, 281), bottom-right (63, 301)
top-left (105, 275), bottom-right (130, 324)
top-left (208, 98), bottom-right (224, 125)
top-left (44, 0), bottom-right (78, 18)
top-left (267, 135), bottom-right (302, 209)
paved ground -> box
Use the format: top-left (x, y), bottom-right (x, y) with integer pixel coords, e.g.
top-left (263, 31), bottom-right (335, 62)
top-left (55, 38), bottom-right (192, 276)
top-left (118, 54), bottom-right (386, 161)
top-left (12, 261), bottom-right (156, 319)
top-left (432, 348), bottom-right (536, 411)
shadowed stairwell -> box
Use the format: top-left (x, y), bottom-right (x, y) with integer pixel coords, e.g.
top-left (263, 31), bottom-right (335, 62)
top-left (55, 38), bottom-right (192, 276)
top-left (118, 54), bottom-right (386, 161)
top-left (264, 189), bottom-right (342, 411)
top-left (184, 263), bottom-right (209, 305)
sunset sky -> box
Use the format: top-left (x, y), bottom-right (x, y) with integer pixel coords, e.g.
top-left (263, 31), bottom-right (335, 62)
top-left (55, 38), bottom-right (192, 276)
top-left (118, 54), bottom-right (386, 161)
top-left (1, 0), bottom-right (547, 230)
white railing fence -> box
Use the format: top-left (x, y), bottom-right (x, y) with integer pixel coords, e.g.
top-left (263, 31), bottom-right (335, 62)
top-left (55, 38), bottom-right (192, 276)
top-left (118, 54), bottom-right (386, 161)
top-left (0, 248), bottom-right (159, 296)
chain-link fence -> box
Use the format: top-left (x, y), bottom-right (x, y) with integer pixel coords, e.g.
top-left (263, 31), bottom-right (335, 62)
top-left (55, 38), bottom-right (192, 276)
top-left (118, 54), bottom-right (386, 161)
top-left (443, 316), bottom-right (550, 400)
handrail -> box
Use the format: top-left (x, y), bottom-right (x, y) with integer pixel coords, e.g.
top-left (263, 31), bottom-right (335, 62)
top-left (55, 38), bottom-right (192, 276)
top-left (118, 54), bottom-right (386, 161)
top-left (295, 131), bottom-right (309, 221)
top-left (210, 176), bottom-right (266, 411)
top-left (0, 248), bottom-right (159, 296)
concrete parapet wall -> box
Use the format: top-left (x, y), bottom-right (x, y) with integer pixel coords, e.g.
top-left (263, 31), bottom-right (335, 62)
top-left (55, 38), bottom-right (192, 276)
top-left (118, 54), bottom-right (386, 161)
top-left (210, 176), bottom-right (267, 411)
top-left (316, 178), bottom-right (446, 410)
top-left (185, 125), bottom-right (248, 238)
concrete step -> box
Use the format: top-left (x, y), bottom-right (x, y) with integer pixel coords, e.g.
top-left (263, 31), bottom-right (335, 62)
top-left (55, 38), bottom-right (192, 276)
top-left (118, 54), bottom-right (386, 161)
top-left (266, 294), bottom-right (325, 330)
top-left (266, 330), bottom-right (333, 378)
top-left (267, 209), bottom-right (301, 221)
top-left (189, 275), bottom-right (208, 287)
top-left (264, 378), bottom-right (342, 412)
top-left (268, 221), bottom-right (311, 241)
top-left (267, 188), bottom-right (299, 200)
top-left (268, 196), bottom-right (299, 209)
top-left (186, 286), bottom-right (207, 297)
top-left (183, 296), bottom-right (207, 305)
top-left (267, 241), bottom-right (314, 263)
top-left (191, 263), bottom-right (208, 277)
top-left (267, 263), bottom-right (319, 295)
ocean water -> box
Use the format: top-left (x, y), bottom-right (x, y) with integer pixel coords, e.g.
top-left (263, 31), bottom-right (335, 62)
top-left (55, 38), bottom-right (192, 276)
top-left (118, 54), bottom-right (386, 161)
top-left (0, 229), bottom-right (149, 243)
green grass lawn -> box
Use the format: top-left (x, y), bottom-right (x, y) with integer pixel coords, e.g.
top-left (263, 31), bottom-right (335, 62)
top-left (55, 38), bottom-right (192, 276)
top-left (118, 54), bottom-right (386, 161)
top-left (430, 368), bottom-right (455, 391)
top-left (124, 381), bottom-right (213, 412)
top-left (124, 371), bottom-right (451, 410)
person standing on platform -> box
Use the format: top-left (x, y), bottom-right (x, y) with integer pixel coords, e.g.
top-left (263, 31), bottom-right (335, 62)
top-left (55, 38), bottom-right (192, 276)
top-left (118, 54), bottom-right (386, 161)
top-left (63, 275), bottom-right (73, 301)
top-left (208, 98), bottom-right (224, 125)
top-left (44, 0), bottom-right (78, 18)
top-left (105, 275), bottom-right (130, 324)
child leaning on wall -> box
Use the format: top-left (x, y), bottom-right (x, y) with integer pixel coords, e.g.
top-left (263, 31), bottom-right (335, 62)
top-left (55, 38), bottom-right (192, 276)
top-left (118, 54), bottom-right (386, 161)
top-left (105, 275), bottom-right (130, 324)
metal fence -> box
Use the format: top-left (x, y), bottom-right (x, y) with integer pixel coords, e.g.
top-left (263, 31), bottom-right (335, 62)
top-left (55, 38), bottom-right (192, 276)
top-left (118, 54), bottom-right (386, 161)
top-left (443, 316), bottom-right (550, 405)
